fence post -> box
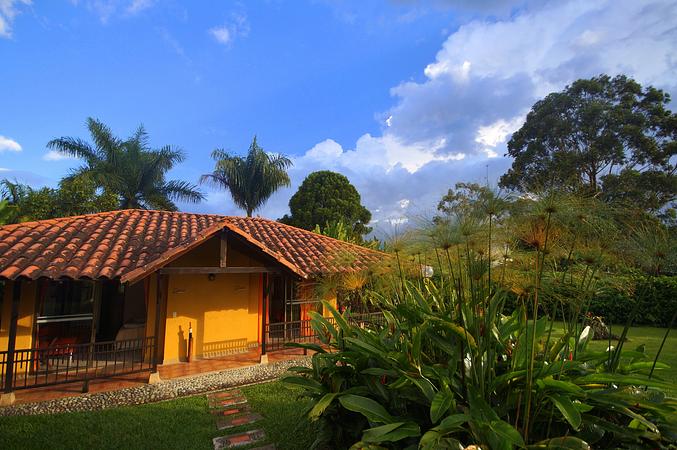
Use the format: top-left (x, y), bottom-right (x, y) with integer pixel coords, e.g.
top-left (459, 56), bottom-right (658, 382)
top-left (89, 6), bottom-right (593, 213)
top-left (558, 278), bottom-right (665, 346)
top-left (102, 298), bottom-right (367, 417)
top-left (1, 279), bottom-right (22, 405)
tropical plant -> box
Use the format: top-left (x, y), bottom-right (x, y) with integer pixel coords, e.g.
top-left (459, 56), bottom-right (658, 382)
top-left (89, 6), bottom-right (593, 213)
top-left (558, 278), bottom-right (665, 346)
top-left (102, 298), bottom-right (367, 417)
top-left (47, 117), bottom-right (204, 210)
top-left (313, 220), bottom-right (381, 250)
top-left (284, 191), bottom-right (677, 450)
top-left (200, 136), bottom-right (292, 217)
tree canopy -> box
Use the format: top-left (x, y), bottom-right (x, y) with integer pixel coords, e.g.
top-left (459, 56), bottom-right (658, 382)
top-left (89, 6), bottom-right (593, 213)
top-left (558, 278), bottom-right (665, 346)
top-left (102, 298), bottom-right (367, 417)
top-left (0, 177), bottom-right (118, 223)
top-left (499, 74), bottom-right (676, 220)
top-left (201, 136), bottom-right (292, 217)
top-left (48, 117), bottom-right (204, 211)
top-left (280, 171), bottom-right (372, 239)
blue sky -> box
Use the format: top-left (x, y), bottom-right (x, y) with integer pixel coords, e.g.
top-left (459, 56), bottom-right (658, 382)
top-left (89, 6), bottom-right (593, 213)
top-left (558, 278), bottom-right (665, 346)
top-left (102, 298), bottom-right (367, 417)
top-left (1, 0), bottom-right (676, 234)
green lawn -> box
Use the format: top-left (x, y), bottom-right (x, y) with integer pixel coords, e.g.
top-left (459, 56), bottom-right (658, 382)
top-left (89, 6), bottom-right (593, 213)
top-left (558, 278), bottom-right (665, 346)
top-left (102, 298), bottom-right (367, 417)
top-left (585, 324), bottom-right (677, 393)
top-left (0, 381), bottom-right (313, 450)
top-left (0, 326), bottom-right (673, 450)
top-left (551, 323), bottom-right (676, 384)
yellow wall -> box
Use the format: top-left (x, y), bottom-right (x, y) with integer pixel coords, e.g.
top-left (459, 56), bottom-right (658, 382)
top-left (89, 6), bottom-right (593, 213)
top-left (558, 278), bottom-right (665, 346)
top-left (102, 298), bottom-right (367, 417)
top-left (161, 273), bottom-right (261, 363)
top-left (0, 280), bottom-right (37, 352)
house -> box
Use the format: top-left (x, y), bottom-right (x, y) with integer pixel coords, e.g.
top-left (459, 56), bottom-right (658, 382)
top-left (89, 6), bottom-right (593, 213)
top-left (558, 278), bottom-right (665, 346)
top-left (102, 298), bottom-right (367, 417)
top-left (0, 209), bottom-right (381, 404)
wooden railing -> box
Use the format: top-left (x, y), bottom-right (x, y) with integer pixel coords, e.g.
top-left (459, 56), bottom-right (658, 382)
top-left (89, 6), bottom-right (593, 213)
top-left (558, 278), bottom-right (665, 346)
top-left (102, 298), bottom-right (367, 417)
top-left (0, 336), bottom-right (156, 392)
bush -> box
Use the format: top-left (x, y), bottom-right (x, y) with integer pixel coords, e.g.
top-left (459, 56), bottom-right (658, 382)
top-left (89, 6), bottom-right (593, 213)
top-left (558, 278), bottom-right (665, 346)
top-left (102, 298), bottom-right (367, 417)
top-left (589, 276), bottom-right (676, 327)
top-left (285, 288), bottom-right (677, 450)
top-left (502, 276), bottom-right (676, 328)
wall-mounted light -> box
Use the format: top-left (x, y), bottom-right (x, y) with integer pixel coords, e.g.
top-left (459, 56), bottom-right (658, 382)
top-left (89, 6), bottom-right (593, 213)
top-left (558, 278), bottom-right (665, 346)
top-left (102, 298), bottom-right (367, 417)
top-left (208, 273), bottom-right (216, 281)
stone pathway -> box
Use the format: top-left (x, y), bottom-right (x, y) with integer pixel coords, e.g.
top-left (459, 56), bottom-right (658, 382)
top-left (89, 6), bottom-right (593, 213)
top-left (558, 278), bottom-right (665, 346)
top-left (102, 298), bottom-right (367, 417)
top-left (207, 388), bottom-right (276, 449)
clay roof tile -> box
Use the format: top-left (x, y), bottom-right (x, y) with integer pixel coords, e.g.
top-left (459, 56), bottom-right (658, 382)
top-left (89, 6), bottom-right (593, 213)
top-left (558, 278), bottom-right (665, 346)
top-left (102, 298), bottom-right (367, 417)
top-left (0, 209), bottom-right (383, 281)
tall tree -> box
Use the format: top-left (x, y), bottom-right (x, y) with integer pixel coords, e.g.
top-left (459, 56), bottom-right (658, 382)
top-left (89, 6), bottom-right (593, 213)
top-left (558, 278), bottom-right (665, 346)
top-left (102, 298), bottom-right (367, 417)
top-left (200, 136), bottom-right (292, 217)
top-left (48, 118), bottom-right (204, 210)
top-left (280, 171), bottom-right (372, 239)
top-left (499, 75), bottom-right (676, 218)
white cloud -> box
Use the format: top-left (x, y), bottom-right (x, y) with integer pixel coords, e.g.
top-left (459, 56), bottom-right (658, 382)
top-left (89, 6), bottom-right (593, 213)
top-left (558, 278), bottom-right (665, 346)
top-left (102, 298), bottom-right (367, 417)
top-left (196, 0), bottom-right (677, 237)
top-left (209, 26), bottom-right (231, 45)
top-left (209, 12), bottom-right (250, 46)
top-left (0, 0), bottom-right (31, 38)
top-left (126, 0), bottom-right (153, 14)
top-left (0, 135), bottom-right (21, 152)
top-left (74, 0), bottom-right (154, 23)
top-left (475, 116), bottom-right (524, 148)
top-left (43, 150), bottom-right (77, 161)
top-left (0, 167), bottom-right (9, 171)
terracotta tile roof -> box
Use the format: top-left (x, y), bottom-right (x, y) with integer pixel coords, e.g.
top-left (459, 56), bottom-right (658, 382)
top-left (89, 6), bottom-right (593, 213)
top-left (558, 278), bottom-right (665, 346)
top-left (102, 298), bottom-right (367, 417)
top-left (0, 210), bottom-right (382, 282)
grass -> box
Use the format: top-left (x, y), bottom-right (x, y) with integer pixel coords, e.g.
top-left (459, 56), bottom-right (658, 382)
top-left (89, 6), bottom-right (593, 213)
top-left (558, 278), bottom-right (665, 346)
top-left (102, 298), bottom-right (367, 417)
top-left (0, 326), bottom-right (673, 449)
top-left (0, 381), bottom-right (313, 450)
top-left (586, 324), bottom-right (677, 393)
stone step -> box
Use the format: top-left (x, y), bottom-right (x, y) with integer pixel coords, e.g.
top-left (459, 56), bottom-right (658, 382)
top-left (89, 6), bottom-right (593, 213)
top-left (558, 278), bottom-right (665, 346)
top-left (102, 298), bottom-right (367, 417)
top-left (210, 405), bottom-right (252, 416)
top-left (216, 412), bottom-right (263, 430)
top-left (208, 397), bottom-right (248, 409)
top-left (208, 389), bottom-right (243, 401)
top-left (213, 429), bottom-right (266, 449)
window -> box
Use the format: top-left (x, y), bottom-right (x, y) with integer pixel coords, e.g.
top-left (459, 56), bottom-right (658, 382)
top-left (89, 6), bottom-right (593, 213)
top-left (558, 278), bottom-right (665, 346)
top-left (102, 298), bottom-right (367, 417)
top-left (36, 280), bottom-right (95, 347)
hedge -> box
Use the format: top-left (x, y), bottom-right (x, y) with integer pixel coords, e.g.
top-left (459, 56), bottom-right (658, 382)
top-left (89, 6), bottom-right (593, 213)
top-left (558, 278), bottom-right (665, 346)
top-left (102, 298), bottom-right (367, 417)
top-left (502, 275), bottom-right (676, 328)
top-left (589, 276), bottom-right (676, 327)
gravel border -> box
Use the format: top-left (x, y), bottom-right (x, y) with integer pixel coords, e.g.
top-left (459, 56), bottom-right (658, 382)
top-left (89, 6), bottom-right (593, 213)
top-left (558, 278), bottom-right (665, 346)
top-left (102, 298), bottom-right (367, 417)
top-left (0, 357), bottom-right (311, 417)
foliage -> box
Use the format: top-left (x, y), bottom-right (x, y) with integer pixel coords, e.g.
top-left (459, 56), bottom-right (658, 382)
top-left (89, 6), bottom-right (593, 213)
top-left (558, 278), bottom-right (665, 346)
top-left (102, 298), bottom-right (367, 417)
top-left (201, 136), bottom-right (292, 217)
top-left (284, 190), bottom-right (677, 450)
top-left (48, 117), bottom-right (203, 211)
top-left (499, 74), bottom-right (676, 221)
top-left (587, 276), bottom-right (677, 328)
top-left (280, 170), bottom-right (372, 238)
top-left (436, 182), bottom-right (509, 222)
top-left (313, 220), bottom-right (381, 250)
top-left (0, 177), bottom-right (118, 223)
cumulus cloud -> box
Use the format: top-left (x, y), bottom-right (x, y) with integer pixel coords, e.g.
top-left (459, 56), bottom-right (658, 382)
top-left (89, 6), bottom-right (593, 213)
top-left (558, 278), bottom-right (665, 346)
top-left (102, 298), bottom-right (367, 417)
top-left (199, 0), bottom-right (677, 237)
top-left (209, 12), bottom-right (250, 46)
top-left (0, 135), bottom-right (21, 152)
top-left (0, 0), bottom-right (31, 38)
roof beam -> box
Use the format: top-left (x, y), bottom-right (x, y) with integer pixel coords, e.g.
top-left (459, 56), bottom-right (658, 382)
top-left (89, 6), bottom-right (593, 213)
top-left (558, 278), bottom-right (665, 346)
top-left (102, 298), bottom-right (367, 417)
top-left (158, 266), bottom-right (280, 275)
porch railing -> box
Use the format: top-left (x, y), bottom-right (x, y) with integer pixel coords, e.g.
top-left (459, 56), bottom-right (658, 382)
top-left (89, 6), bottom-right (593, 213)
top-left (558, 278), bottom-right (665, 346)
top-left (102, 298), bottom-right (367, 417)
top-left (0, 336), bottom-right (156, 392)
top-left (264, 312), bottom-right (385, 352)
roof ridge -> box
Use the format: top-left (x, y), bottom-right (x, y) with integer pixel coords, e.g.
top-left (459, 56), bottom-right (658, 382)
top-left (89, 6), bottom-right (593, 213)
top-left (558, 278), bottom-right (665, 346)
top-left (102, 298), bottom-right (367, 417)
top-left (0, 209), bottom-right (124, 230)
top-left (240, 216), bottom-right (383, 255)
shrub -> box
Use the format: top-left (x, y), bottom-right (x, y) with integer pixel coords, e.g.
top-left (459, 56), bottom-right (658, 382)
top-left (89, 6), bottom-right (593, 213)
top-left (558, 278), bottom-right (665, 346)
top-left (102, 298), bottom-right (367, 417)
top-left (589, 276), bottom-right (676, 327)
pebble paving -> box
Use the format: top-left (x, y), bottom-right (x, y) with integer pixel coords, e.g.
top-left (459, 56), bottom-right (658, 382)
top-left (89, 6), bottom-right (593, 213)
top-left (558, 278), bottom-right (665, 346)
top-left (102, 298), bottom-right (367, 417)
top-left (0, 357), bottom-right (310, 417)
top-left (207, 388), bottom-right (273, 449)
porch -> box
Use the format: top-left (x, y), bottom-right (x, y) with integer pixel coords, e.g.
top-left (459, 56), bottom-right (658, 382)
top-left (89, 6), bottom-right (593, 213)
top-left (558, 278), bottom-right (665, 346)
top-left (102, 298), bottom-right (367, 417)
top-left (6, 347), bottom-right (309, 406)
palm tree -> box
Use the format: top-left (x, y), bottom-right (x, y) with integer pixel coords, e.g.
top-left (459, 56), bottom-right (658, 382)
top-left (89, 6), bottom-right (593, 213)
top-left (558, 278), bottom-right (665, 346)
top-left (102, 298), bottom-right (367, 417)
top-left (48, 118), bottom-right (204, 210)
top-left (200, 136), bottom-right (292, 217)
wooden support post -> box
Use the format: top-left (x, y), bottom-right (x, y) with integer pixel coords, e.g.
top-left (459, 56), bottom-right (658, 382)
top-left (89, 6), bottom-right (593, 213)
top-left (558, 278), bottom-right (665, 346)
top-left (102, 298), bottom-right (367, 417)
top-left (82, 282), bottom-right (102, 393)
top-left (151, 274), bottom-right (164, 373)
top-left (261, 274), bottom-right (268, 359)
top-left (2, 280), bottom-right (22, 403)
